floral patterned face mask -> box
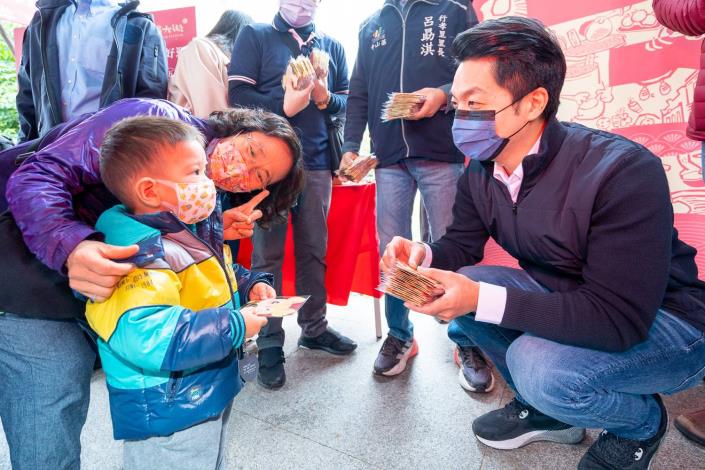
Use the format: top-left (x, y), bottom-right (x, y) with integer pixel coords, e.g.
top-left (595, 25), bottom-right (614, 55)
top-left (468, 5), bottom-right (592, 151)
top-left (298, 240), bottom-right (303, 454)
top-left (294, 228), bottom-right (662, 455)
top-left (206, 136), bottom-right (260, 193)
top-left (156, 178), bottom-right (217, 225)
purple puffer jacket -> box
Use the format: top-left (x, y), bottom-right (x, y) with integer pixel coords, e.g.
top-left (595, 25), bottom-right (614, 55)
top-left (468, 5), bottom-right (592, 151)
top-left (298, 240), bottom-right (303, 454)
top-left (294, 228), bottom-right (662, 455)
top-left (7, 98), bottom-right (212, 274)
top-left (653, 0), bottom-right (705, 141)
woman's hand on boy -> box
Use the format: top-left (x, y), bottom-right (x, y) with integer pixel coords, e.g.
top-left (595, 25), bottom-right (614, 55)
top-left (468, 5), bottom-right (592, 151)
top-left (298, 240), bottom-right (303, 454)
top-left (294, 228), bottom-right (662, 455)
top-left (67, 240), bottom-right (138, 302)
top-left (249, 282), bottom-right (276, 302)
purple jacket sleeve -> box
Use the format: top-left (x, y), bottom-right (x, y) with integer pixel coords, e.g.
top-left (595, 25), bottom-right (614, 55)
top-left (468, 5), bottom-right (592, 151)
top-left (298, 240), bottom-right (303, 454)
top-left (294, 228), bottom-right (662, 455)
top-left (653, 0), bottom-right (705, 36)
top-left (6, 99), bottom-right (212, 273)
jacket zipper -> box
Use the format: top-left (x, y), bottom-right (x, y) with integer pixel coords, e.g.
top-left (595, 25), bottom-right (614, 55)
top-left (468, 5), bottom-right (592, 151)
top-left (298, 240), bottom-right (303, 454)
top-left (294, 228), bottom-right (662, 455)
top-left (388, 0), bottom-right (442, 159)
top-left (387, 3), bottom-right (412, 159)
top-left (106, 11), bottom-right (123, 105)
top-left (165, 371), bottom-right (183, 402)
top-left (490, 175), bottom-right (522, 250)
top-left (38, 9), bottom-right (61, 126)
top-left (153, 46), bottom-right (158, 78)
top-left (164, 215), bottom-right (242, 402)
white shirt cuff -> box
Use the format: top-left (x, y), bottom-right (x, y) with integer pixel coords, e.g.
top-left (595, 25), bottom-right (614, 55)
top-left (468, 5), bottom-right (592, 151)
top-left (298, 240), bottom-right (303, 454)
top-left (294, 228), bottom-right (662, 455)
top-left (420, 243), bottom-right (433, 268)
top-left (475, 282), bottom-right (507, 325)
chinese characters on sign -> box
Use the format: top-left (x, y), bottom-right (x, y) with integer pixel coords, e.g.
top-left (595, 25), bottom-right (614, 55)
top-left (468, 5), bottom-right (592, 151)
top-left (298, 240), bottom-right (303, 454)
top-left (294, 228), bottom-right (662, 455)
top-left (150, 7), bottom-right (197, 76)
top-left (420, 15), bottom-right (448, 57)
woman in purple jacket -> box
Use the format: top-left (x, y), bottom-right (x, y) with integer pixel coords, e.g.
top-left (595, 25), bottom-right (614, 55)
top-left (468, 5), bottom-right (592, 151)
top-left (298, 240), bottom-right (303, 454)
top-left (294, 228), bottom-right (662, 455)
top-left (653, 0), bottom-right (705, 448)
top-left (0, 98), bottom-right (304, 469)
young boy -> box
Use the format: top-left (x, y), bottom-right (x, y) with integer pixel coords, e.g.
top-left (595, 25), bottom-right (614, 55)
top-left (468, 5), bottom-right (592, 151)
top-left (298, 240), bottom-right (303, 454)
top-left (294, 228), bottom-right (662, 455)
top-left (85, 116), bottom-right (273, 469)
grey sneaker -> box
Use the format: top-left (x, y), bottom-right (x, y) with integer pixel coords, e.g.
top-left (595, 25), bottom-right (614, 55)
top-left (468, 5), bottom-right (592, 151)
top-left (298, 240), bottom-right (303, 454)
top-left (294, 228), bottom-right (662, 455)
top-left (373, 335), bottom-right (418, 376)
top-left (454, 346), bottom-right (494, 393)
top-left (473, 398), bottom-right (586, 450)
top-left (578, 395), bottom-right (668, 470)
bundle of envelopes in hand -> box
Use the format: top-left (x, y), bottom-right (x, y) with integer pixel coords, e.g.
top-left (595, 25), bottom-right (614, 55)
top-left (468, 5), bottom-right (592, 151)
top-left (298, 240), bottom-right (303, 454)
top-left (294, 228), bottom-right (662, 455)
top-left (378, 261), bottom-right (442, 307)
top-left (381, 92), bottom-right (426, 122)
top-left (286, 55), bottom-right (317, 89)
top-left (309, 48), bottom-right (330, 78)
top-left (338, 154), bottom-right (378, 181)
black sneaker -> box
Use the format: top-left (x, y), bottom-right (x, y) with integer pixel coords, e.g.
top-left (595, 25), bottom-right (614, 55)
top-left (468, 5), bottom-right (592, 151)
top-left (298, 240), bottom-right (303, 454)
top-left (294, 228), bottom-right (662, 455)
top-left (298, 327), bottom-right (357, 356)
top-left (473, 398), bottom-right (586, 450)
top-left (453, 346), bottom-right (494, 393)
top-left (373, 335), bottom-right (418, 376)
top-left (257, 347), bottom-right (286, 390)
top-left (578, 395), bottom-right (668, 470)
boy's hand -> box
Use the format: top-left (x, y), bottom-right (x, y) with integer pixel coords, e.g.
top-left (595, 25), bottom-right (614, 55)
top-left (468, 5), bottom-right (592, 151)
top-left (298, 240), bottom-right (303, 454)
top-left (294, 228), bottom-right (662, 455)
top-left (249, 282), bottom-right (276, 302)
top-left (242, 311), bottom-right (268, 338)
top-left (67, 240), bottom-right (138, 302)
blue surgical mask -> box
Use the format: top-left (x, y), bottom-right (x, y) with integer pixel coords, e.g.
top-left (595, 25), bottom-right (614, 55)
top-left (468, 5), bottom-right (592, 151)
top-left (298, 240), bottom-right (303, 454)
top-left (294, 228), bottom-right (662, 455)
top-left (452, 100), bottom-right (529, 162)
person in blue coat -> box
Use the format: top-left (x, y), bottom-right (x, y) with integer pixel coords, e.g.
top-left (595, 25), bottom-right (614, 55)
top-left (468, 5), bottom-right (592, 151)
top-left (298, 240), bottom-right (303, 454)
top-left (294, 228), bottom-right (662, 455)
top-left (229, 0), bottom-right (358, 390)
top-left (341, 0), bottom-right (492, 391)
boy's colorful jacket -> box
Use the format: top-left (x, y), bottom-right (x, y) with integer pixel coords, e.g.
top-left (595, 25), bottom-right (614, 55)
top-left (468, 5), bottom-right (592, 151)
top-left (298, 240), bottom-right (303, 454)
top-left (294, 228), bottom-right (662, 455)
top-left (86, 204), bottom-right (272, 440)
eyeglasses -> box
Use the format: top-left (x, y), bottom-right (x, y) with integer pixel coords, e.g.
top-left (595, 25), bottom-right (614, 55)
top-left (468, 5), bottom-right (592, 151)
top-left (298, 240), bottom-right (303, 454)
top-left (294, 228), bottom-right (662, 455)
top-left (236, 133), bottom-right (271, 191)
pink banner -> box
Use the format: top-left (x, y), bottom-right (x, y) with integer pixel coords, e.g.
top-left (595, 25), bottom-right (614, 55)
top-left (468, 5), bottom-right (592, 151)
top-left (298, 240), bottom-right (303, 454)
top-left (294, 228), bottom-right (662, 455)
top-left (150, 7), bottom-right (197, 76)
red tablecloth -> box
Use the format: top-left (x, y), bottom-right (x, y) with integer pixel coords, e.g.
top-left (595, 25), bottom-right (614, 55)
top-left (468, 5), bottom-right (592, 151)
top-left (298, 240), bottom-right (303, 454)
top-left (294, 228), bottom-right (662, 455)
top-left (236, 183), bottom-right (382, 306)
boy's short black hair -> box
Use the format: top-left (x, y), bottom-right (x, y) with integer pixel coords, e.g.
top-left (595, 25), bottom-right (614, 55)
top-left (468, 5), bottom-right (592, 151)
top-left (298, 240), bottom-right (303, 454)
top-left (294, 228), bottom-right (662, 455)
top-left (452, 16), bottom-right (567, 120)
top-left (100, 116), bottom-right (205, 208)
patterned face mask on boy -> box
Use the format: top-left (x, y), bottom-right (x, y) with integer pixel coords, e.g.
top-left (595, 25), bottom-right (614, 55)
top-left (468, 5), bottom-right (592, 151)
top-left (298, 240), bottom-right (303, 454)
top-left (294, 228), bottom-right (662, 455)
top-left (156, 179), bottom-right (217, 225)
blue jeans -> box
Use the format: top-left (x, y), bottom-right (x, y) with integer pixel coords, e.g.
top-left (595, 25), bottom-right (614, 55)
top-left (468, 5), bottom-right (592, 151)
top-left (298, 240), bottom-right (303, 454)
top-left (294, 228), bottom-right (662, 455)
top-left (449, 266), bottom-right (705, 440)
top-left (376, 158), bottom-right (464, 341)
top-left (0, 313), bottom-right (95, 469)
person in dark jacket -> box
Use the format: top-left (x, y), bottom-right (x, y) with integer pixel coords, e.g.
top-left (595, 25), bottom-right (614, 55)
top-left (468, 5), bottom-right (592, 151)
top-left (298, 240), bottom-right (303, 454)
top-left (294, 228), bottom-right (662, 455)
top-left (15, 0), bottom-right (168, 142)
top-left (341, 0), bottom-right (493, 387)
top-left (0, 98), bottom-right (305, 469)
top-left (382, 18), bottom-right (705, 470)
top-left (653, 0), bottom-right (705, 448)
top-left (228, 0), bottom-right (357, 390)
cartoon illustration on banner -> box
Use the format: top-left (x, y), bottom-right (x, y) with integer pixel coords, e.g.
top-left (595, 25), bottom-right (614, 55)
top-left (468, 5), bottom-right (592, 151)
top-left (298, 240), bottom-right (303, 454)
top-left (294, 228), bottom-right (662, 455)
top-left (476, 0), bottom-right (705, 265)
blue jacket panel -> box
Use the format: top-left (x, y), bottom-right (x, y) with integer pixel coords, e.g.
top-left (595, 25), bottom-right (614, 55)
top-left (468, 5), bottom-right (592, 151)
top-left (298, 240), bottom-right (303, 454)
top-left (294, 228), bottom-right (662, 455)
top-left (228, 17), bottom-right (349, 170)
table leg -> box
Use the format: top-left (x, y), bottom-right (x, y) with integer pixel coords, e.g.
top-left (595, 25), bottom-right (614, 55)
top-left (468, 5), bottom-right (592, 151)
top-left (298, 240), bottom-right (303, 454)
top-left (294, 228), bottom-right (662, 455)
top-left (374, 297), bottom-right (382, 339)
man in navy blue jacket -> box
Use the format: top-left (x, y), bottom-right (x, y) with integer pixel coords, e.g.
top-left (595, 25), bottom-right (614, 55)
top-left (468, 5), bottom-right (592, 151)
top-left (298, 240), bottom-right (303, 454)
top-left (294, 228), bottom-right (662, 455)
top-left (229, 0), bottom-right (357, 390)
top-left (342, 0), bottom-right (493, 390)
top-left (382, 17), bottom-right (705, 470)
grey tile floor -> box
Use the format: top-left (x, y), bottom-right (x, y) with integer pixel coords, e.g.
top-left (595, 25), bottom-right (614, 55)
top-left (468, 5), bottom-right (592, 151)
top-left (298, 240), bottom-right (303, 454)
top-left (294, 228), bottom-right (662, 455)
top-left (1, 295), bottom-right (704, 469)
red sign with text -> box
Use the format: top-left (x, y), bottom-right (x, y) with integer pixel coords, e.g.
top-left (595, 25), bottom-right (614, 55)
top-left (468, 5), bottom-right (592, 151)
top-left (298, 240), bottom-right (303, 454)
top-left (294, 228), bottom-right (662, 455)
top-left (13, 6), bottom-right (197, 76)
top-left (150, 7), bottom-right (197, 75)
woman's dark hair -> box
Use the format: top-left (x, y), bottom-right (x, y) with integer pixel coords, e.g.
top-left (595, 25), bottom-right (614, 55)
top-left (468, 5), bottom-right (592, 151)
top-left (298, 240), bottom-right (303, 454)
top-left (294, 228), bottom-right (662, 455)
top-left (207, 10), bottom-right (253, 56)
top-left (452, 16), bottom-right (566, 120)
top-left (207, 108), bottom-right (305, 229)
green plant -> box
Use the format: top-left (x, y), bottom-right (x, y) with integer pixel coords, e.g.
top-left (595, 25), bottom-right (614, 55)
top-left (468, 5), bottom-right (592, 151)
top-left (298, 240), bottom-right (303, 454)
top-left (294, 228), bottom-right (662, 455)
top-left (0, 22), bottom-right (19, 140)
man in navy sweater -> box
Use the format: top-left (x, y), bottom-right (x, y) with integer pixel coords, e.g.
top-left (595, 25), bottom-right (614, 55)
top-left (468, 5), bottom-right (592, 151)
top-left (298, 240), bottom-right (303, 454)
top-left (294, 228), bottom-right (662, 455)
top-left (342, 0), bottom-right (494, 390)
top-left (229, 0), bottom-right (357, 390)
top-left (382, 17), bottom-right (705, 470)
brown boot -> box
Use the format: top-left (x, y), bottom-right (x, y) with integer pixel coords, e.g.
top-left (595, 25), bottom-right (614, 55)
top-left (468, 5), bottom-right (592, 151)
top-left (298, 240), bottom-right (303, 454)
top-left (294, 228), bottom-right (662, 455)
top-left (675, 408), bottom-right (705, 446)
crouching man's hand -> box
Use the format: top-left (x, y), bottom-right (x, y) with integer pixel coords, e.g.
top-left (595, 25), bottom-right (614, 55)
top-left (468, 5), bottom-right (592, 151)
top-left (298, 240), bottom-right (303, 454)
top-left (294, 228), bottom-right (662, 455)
top-left (407, 267), bottom-right (480, 322)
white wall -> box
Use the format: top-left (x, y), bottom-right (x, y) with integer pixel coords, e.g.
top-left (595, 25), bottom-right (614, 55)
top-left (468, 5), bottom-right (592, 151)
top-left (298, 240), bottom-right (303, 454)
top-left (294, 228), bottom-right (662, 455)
top-left (139, 0), bottom-right (384, 67)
